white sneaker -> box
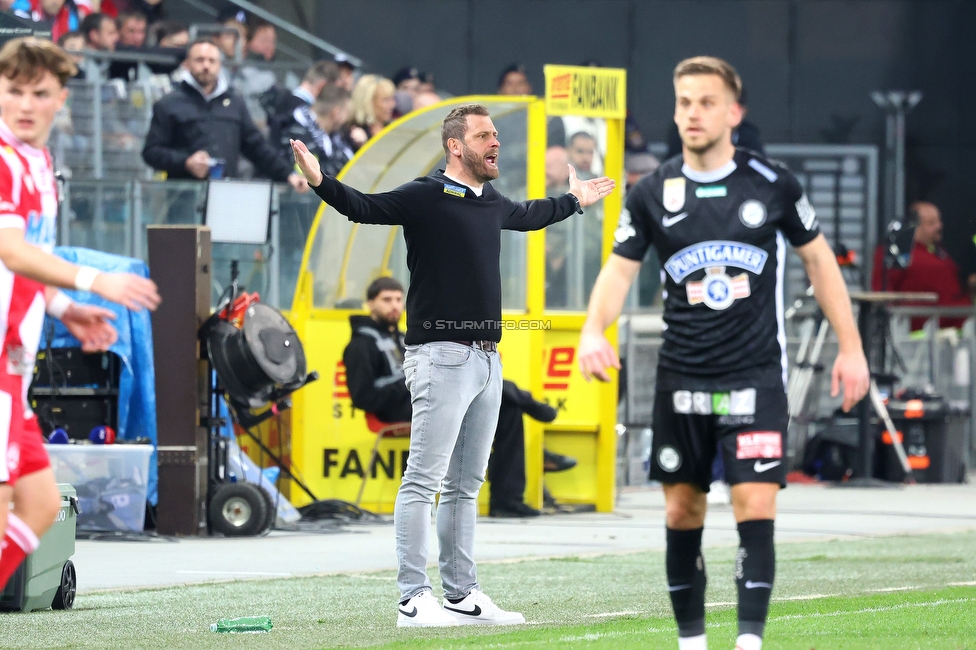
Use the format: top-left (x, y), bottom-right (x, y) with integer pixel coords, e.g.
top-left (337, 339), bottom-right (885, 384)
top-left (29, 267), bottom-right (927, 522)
top-left (707, 480), bottom-right (730, 505)
top-left (442, 588), bottom-right (525, 625)
top-left (397, 590), bottom-right (459, 628)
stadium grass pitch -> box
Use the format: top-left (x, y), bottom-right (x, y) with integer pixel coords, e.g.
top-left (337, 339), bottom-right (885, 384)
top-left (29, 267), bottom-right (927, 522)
top-left (1, 530), bottom-right (974, 649)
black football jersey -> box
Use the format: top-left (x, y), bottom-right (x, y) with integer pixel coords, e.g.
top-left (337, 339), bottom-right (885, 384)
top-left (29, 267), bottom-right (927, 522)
top-left (614, 148), bottom-right (820, 391)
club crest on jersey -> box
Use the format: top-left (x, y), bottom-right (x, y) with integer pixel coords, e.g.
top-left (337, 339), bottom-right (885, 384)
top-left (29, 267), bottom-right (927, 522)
top-left (663, 177), bottom-right (685, 212)
top-left (614, 207), bottom-right (636, 243)
top-left (686, 266), bottom-right (751, 310)
top-left (664, 240), bottom-right (768, 283)
top-left (739, 200), bottom-right (766, 228)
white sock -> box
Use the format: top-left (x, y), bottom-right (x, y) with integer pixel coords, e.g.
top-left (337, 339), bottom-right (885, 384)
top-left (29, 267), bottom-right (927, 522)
top-left (678, 633), bottom-right (707, 650)
top-left (735, 633), bottom-right (762, 650)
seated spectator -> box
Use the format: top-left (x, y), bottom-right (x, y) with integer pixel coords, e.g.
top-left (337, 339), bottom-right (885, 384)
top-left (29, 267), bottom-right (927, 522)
top-left (278, 85), bottom-right (353, 179)
top-left (215, 15), bottom-right (246, 61)
top-left (345, 73), bottom-right (394, 152)
top-left (152, 20), bottom-right (188, 48)
top-left (268, 59), bottom-right (338, 146)
top-left (567, 131), bottom-right (597, 177)
top-left (871, 201), bottom-right (974, 330)
top-left (545, 145), bottom-right (569, 192)
top-left (142, 38), bottom-right (307, 192)
top-left (497, 62), bottom-right (531, 95)
top-left (57, 30), bottom-right (86, 77)
top-left (80, 12), bottom-right (117, 51)
top-left (129, 0), bottom-right (163, 23)
top-left (343, 277), bottom-right (411, 425)
top-left (333, 53), bottom-right (356, 91)
top-left (12, 0), bottom-right (89, 42)
top-left (115, 10), bottom-right (145, 47)
top-left (391, 66), bottom-right (420, 118)
top-left (236, 19), bottom-right (279, 131)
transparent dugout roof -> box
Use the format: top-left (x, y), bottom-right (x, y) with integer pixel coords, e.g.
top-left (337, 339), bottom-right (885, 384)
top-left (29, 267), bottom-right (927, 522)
top-left (301, 97), bottom-right (532, 310)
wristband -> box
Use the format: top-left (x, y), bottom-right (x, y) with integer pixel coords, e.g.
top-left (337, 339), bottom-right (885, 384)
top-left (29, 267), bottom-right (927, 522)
top-left (74, 266), bottom-right (100, 292)
top-left (46, 291), bottom-right (73, 319)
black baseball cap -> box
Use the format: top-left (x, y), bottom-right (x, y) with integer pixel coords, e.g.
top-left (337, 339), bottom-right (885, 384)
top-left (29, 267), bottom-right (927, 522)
top-left (392, 66), bottom-right (421, 87)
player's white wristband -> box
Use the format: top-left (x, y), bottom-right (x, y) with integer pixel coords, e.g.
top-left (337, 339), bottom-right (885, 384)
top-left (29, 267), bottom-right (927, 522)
top-left (45, 291), bottom-right (73, 319)
top-left (74, 266), bottom-right (100, 293)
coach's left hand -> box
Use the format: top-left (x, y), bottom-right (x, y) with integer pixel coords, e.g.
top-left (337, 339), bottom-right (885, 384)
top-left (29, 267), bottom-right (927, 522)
top-left (568, 164), bottom-right (616, 208)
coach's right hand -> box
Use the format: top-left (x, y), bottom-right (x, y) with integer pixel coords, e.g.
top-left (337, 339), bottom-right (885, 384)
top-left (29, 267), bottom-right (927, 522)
top-left (92, 273), bottom-right (161, 312)
top-left (291, 139), bottom-right (323, 187)
top-left (578, 329), bottom-right (620, 382)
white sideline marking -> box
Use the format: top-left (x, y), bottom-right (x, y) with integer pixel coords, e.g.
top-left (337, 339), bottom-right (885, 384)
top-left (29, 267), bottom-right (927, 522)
top-left (483, 599), bottom-right (976, 647)
top-left (175, 570), bottom-right (291, 576)
top-left (583, 610), bottom-right (643, 618)
top-left (867, 586), bottom-right (916, 592)
top-left (948, 581), bottom-right (976, 586)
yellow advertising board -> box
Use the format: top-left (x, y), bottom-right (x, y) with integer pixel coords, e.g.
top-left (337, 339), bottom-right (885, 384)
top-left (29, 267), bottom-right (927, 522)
top-left (544, 65), bottom-right (627, 119)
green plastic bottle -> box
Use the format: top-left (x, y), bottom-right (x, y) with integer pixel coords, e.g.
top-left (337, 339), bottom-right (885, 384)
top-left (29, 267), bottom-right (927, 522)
top-left (210, 616), bottom-right (273, 633)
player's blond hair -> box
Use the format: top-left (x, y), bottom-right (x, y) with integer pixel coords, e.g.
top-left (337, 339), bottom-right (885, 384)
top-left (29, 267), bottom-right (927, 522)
top-left (673, 56), bottom-right (741, 101)
top-left (0, 37), bottom-right (77, 87)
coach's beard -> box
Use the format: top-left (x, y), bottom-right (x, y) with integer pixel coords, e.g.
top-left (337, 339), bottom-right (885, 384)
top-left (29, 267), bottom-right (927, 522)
top-left (461, 145), bottom-right (500, 183)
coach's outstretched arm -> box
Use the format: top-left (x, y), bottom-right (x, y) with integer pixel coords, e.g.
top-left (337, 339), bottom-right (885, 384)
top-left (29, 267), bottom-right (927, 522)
top-left (291, 139), bottom-right (409, 226)
top-left (503, 165), bottom-right (616, 231)
top-left (0, 229), bottom-right (160, 311)
top-left (794, 233), bottom-right (870, 412)
top-left (578, 253), bottom-right (642, 382)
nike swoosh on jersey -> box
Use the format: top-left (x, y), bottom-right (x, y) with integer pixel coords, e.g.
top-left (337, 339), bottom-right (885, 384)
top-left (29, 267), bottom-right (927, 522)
top-left (745, 581), bottom-right (773, 589)
top-left (753, 460), bottom-right (782, 473)
top-left (444, 604), bottom-right (482, 616)
top-left (662, 212), bottom-right (689, 227)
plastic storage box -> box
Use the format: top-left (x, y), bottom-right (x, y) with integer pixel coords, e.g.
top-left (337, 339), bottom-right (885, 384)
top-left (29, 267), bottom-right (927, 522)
top-left (45, 444), bottom-right (153, 531)
top-left (0, 484), bottom-right (78, 612)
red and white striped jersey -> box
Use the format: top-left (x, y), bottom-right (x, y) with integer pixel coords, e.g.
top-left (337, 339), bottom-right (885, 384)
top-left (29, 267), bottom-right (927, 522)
top-left (0, 118), bottom-right (58, 408)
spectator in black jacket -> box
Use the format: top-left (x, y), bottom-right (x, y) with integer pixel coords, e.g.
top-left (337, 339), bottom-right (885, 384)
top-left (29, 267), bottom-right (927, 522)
top-left (142, 38), bottom-right (307, 191)
top-left (268, 59), bottom-right (339, 149)
top-left (277, 85), bottom-right (353, 180)
top-left (343, 277), bottom-right (411, 424)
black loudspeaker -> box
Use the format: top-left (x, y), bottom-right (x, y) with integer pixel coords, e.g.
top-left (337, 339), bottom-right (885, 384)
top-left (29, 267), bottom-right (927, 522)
top-left (148, 226), bottom-right (212, 536)
top-left (30, 348), bottom-right (121, 440)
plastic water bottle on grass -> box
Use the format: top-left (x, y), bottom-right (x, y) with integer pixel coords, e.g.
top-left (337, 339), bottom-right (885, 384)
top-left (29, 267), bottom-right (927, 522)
top-left (210, 616), bottom-right (273, 633)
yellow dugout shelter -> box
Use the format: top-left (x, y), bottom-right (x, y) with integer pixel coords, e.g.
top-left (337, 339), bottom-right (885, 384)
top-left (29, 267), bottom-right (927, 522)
top-left (289, 67), bottom-right (626, 513)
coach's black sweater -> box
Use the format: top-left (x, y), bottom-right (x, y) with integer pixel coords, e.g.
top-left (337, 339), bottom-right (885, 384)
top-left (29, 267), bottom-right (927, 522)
top-left (312, 170), bottom-right (579, 344)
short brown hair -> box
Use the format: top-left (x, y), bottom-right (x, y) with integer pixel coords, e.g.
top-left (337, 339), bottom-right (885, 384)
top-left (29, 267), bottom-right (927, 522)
top-left (0, 37), bottom-right (77, 87)
top-left (441, 104), bottom-right (490, 157)
top-left (304, 60), bottom-right (339, 86)
top-left (673, 56), bottom-right (742, 101)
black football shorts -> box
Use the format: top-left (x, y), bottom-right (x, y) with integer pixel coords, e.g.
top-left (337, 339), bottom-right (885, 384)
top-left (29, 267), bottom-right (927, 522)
top-left (649, 386), bottom-right (788, 491)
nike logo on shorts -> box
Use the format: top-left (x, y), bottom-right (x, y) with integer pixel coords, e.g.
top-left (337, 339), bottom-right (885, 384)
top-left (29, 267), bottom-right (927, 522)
top-left (444, 604), bottom-right (482, 616)
top-left (662, 212), bottom-right (689, 227)
top-left (745, 581), bottom-right (773, 589)
top-left (753, 460), bottom-right (781, 473)
top-left (667, 584), bottom-right (692, 592)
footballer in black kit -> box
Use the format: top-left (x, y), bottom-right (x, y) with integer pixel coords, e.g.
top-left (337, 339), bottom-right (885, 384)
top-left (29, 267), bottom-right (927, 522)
top-left (614, 147), bottom-right (820, 490)
top-left (580, 56), bottom-right (867, 650)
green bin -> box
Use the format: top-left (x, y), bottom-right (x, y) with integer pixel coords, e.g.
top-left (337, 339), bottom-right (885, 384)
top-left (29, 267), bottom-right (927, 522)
top-left (0, 484), bottom-right (78, 612)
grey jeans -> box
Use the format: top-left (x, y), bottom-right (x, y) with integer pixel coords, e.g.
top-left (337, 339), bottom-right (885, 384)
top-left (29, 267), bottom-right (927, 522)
top-left (396, 341), bottom-right (502, 601)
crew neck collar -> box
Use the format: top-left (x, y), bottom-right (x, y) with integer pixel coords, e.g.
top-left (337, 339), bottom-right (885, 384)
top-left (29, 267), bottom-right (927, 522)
top-left (681, 159), bottom-right (737, 184)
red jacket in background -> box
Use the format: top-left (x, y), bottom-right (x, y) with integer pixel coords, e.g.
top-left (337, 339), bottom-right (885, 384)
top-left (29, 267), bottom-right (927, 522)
top-left (871, 242), bottom-right (972, 329)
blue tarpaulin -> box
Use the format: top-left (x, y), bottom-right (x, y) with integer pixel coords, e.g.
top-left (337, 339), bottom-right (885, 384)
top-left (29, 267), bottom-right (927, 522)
top-left (41, 247), bottom-right (158, 505)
